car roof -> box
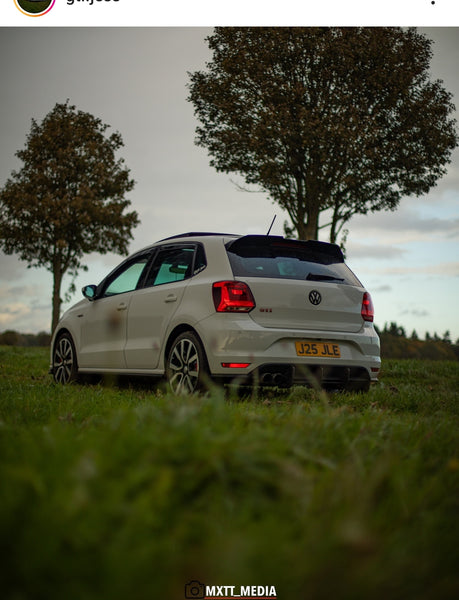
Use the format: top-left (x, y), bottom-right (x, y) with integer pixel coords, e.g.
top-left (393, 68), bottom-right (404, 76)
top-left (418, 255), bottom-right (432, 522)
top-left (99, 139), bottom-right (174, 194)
top-left (131, 232), bottom-right (240, 256)
top-left (157, 232), bottom-right (240, 242)
top-left (135, 233), bottom-right (344, 263)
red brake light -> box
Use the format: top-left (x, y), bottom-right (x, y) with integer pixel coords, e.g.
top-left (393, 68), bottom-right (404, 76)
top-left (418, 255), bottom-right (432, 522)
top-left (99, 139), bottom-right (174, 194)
top-left (212, 281), bottom-right (255, 312)
top-left (361, 292), bottom-right (374, 322)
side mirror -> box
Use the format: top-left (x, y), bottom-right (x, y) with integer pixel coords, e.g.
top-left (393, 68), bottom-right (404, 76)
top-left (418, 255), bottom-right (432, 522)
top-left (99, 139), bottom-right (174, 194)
top-left (82, 285), bottom-right (97, 301)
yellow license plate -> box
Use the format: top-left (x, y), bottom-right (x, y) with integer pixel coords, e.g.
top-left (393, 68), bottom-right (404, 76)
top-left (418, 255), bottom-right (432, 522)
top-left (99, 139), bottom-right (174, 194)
top-left (295, 341), bottom-right (341, 358)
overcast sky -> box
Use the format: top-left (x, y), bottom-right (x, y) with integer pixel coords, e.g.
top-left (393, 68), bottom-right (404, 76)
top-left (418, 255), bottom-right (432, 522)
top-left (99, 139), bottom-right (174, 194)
top-left (0, 27), bottom-right (458, 340)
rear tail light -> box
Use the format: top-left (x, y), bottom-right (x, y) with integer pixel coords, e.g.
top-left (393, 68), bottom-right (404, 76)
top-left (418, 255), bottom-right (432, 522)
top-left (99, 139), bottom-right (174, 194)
top-left (361, 292), bottom-right (374, 322)
top-left (212, 281), bottom-right (255, 312)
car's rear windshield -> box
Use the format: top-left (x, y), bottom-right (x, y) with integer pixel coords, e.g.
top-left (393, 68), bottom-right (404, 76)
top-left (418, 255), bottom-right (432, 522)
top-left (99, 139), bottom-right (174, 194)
top-left (226, 236), bottom-right (361, 286)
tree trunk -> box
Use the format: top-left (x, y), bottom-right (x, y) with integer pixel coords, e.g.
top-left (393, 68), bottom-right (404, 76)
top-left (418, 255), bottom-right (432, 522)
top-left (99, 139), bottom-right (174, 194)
top-left (329, 198), bottom-right (344, 244)
top-left (51, 263), bottom-right (63, 334)
top-left (304, 217), bottom-right (319, 240)
top-left (297, 206), bottom-right (320, 240)
top-left (329, 211), bottom-right (339, 244)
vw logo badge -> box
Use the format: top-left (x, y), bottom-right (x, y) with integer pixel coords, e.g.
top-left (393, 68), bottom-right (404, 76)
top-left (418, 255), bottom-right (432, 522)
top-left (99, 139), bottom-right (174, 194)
top-left (309, 290), bottom-right (322, 305)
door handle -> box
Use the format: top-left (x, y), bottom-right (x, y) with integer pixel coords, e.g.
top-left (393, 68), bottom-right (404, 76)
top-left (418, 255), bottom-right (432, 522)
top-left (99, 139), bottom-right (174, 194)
top-left (165, 294), bottom-right (177, 303)
top-left (117, 303), bottom-right (128, 311)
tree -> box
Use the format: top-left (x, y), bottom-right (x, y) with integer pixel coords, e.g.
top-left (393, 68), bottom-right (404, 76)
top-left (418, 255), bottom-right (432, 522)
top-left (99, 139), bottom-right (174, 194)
top-left (442, 330), bottom-right (451, 344)
top-left (386, 321), bottom-right (406, 338)
top-left (188, 27), bottom-right (458, 241)
top-left (0, 101), bottom-right (139, 332)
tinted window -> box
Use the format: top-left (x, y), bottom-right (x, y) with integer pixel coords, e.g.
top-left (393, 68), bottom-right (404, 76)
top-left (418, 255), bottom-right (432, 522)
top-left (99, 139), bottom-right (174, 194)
top-left (144, 245), bottom-right (200, 287)
top-left (103, 256), bottom-right (150, 296)
top-left (226, 237), bottom-right (361, 286)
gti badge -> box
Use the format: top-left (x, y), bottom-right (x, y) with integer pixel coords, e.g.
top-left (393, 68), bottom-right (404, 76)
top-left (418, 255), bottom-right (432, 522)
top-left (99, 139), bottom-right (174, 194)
top-left (309, 290), bottom-right (322, 305)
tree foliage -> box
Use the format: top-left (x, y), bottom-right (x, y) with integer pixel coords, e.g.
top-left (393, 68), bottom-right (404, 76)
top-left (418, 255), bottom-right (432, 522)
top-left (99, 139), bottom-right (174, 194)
top-left (188, 27), bottom-right (458, 241)
top-left (0, 101), bottom-right (139, 332)
top-left (375, 323), bottom-right (459, 361)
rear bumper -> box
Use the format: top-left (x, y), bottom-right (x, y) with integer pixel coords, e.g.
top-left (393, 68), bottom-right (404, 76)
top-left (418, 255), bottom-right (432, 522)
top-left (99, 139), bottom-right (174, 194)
top-left (215, 363), bottom-right (374, 391)
top-left (195, 314), bottom-right (381, 387)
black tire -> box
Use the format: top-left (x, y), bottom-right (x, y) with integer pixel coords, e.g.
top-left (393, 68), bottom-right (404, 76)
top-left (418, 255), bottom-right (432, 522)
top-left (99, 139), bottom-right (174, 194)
top-left (166, 331), bottom-right (208, 394)
top-left (52, 332), bottom-right (78, 384)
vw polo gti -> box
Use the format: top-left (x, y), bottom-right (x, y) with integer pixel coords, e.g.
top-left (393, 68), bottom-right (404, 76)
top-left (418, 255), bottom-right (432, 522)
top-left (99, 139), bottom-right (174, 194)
top-left (50, 233), bottom-right (380, 393)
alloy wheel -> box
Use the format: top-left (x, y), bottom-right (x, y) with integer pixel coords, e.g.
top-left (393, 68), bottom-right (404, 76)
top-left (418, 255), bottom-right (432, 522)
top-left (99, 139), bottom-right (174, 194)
top-left (168, 336), bottom-right (201, 394)
top-left (53, 334), bottom-right (77, 384)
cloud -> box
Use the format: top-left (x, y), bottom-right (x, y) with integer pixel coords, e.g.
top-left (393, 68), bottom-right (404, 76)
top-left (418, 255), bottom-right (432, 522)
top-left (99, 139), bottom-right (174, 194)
top-left (0, 302), bottom-right (31, 325)
top-left (378, 262), bottom-right (459, 277)
top-left (347, 242), bottom-right (407, 260)
top-left (400, 308), bottom-right (430, 318)
top-left (0, 281), bottom-right (51, 332)
top-left (0, 255), bottom-right (29, 282)
top-left (0, 283), bottom-right (47, 300)
top-left (351, 209), bottom-right (459, 238)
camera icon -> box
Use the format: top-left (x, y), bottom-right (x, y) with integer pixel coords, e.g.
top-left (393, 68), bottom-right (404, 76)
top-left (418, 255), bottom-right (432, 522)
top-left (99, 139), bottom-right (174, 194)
top-left (185, 580), bottom-right (205, 599)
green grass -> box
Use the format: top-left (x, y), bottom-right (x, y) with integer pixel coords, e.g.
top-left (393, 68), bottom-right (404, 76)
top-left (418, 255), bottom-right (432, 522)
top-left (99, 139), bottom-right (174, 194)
top-left (0, 347), bottom-right (458, 600)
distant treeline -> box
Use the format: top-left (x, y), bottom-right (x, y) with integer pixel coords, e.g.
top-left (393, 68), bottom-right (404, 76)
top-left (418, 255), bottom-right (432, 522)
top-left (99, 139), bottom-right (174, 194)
top-left (1, 323), bottom-right (458, 361)
top-left (375, 323), bottom-right (459, 361)
top-left (0, 330), bottom-right (51, 348)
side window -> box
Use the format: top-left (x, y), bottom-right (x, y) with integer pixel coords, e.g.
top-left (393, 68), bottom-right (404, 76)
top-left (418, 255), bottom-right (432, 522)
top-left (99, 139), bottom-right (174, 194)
top-left (103, 256), bottom-right (150, 297)
top-left (144, 246), bottom-right (197, 287)
top-left (193, 244), bottom-right (207, 275)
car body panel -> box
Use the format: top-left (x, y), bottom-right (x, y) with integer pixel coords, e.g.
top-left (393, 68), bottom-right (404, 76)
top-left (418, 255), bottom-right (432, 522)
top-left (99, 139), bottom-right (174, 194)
top-left (192, 312), bottom-right (380, 374)
top-left (125, 280), bottom-right (189, 369)
top-left (242, 277), bottom-right (365, 333)
top-left (77, 292), bottom-right (133, 369)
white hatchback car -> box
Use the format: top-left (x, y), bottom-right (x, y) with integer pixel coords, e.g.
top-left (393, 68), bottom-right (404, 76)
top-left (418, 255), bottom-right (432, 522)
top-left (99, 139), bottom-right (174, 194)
top-left (50, 233), bottom-right (380, 393)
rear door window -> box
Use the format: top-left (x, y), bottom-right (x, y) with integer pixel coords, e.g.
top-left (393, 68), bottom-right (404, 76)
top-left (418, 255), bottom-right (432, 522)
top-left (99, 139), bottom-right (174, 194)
top-left (143, 244), bottom-right (206, 287)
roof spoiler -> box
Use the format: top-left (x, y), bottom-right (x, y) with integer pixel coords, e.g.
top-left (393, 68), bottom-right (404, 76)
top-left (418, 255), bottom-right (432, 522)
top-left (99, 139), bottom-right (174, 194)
top-left (226, 235), bottom-right (344, 263)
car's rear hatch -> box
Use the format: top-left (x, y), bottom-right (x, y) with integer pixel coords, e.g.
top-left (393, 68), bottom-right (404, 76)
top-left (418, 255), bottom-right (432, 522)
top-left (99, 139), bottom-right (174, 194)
top-left (226, 235), bottom-right (365, 334)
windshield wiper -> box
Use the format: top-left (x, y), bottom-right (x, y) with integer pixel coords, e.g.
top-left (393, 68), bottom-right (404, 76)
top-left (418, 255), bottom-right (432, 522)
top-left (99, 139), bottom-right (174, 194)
top-left (306, 273), bottom-right (344, 282)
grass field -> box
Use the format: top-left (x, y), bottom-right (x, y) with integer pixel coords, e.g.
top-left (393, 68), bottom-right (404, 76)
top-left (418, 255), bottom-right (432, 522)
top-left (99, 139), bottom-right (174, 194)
top-left (0, 346), bottom-right (458, 600)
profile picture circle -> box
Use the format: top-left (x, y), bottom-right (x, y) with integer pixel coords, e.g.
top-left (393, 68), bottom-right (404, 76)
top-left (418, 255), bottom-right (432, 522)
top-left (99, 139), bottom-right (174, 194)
top-left (14, 0), bottom-right (55, 17)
